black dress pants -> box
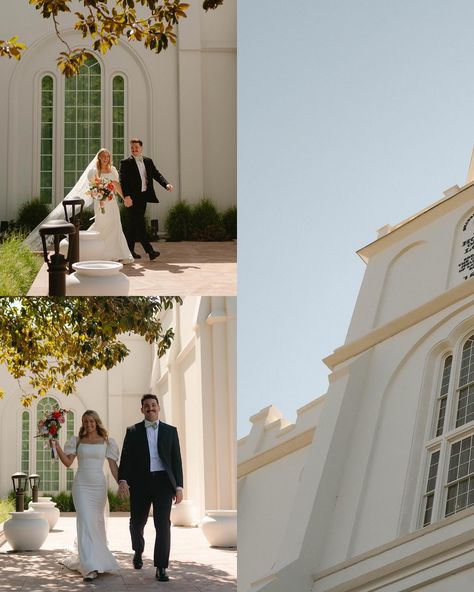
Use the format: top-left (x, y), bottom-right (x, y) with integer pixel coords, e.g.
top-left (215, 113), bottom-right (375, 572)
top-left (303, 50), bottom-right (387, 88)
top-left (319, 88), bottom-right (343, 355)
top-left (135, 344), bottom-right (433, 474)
top-left (129, 471), bottom-right (174, 568)
top-left (125, 196), bottom-right (154, 254)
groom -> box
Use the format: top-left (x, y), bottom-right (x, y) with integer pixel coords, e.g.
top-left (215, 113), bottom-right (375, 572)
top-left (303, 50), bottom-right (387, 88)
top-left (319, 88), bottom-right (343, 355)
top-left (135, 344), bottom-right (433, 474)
top-left (120, 138), bottom-right (173, 261)
top-left (118, 394), bottom-right (183, 582)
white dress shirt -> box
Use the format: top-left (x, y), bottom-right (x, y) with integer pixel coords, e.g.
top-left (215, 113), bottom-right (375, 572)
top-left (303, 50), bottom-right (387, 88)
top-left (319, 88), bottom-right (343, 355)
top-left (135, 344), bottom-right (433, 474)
top-left (145, 420), bottom-right (166, 472)
top-left (134, 156), bottom-right (147, 192)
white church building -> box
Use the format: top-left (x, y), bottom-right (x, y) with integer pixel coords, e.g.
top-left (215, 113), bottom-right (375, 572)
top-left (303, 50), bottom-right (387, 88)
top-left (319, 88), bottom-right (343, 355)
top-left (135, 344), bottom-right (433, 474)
top-left (0, 296), bottom-right (236, 521)
top-left (239, 158), bottom-right (474, 591)
top-left (0, 0), bottom-right (236, 226)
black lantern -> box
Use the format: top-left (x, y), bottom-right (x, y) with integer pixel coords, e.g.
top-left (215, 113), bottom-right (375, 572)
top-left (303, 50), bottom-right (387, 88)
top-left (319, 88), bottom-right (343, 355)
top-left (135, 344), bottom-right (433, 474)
top-left (39, 220), bottom-right (76, 296)
top-left (28, 474), bottom-right (41, 503)
top-left (11, 472), bottom-right (28, 512)
top-left (62, 196), bottom-right (85, 272)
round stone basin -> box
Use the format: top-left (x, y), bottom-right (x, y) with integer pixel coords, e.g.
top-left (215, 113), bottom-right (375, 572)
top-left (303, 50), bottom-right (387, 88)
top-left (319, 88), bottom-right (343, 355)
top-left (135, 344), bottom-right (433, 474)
top-left (72, 261), bottom-right (123, 276)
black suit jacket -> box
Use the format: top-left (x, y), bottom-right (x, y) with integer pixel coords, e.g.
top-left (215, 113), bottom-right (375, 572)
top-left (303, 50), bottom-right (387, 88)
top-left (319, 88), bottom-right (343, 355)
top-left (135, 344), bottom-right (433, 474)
top-left (118, 420), bottom-right (183, 492)
top-left (119, 156), bottom-right (169, 204)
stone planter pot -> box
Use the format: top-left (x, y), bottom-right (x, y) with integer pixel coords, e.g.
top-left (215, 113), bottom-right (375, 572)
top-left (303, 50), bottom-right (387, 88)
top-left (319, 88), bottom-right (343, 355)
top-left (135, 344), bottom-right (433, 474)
top-left (4, 511), bottom-right (49, 551)
top-left (60, 231), bottom-right (106, 261)
top-left (28, 500), bottom-right (60, 531)
top-left (200, 510), bottom-right (237, 548)
top-left (171, 500), bottom-right (198, 527)
top-left (66, 261), bottom-right (130, 295)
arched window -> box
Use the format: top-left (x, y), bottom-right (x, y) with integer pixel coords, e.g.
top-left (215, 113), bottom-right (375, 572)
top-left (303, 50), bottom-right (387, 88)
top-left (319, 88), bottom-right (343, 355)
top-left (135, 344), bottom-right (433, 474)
top-left (112, 75), bottom-right (125, 165)
top-left (40, 75), bottom-right (54, 203)
top-left (64, 56), bottom-right (102, 194)
top-left (421, 335), bottom-right (474, 526)
top-left (36, 396), bottom-right (60, 492)
top-left (39, 59), bottom-right (127, 201)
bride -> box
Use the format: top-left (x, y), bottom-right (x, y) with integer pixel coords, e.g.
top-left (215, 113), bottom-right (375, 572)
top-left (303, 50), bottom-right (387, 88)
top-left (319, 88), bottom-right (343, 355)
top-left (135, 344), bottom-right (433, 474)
top-left (24, 149), bottom-right (134, 264)
top-left (53, 410), bottom-right (121, 581)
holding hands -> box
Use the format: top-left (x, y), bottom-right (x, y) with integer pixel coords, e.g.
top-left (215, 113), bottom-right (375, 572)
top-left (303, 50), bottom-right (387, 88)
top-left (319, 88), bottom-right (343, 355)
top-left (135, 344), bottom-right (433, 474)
top-left (118, 481), bottom-right (130, 498)
top-left (123, 196), bottom-right (133, 208)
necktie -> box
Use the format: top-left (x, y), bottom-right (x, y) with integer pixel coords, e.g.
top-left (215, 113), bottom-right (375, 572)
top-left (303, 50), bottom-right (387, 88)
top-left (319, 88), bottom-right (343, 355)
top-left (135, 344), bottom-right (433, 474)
top-left (146, 421), bottom-right (158, 429)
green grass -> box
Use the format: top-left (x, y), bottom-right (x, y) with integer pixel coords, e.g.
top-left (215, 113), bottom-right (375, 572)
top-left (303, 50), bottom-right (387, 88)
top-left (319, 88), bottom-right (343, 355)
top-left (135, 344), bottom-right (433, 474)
top-left (0, 498), bottom-right (14, 524)
top-left (0, 233), bottom-right (42, 295)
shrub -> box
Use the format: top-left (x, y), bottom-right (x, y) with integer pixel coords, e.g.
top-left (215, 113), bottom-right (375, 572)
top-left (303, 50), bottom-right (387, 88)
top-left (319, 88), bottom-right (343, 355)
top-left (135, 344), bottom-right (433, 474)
top-left (0, 233), bottom-right (42, 295)
top-left (16, 198), bottom-right (50, 232)
top-left (45, 491), bottom-right (75, 512)
top-left (107, 488), bottom-right (130, 512)
top-left (222, 206), bottom-right (237, 239)
top-left (165, 200), bottom-right (193, 241)
top-left (79, 207), bottom-right (95, 230)
top-left (6, 490), bottom-right (31, 511)
top-left (190, 198), bottom-right (226, 241)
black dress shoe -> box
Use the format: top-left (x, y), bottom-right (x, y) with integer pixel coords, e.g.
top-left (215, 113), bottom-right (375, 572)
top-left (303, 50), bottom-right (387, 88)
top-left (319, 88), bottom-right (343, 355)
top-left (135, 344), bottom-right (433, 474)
top-left (149, 250), bottom-right (160, 261)
top-left (131, 252), bottom-right (141, 259)
top-left (133, 552), bottom-right (143, 569)
top-left (156, 567), bottom-right (169, 581)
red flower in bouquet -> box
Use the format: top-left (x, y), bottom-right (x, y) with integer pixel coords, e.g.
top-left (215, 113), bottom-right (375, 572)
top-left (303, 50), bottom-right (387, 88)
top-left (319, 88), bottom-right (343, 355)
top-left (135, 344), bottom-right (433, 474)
top-left (87, 177), bottom-right (115, 214)
top-left (36, 408), bottom-right (69, 459)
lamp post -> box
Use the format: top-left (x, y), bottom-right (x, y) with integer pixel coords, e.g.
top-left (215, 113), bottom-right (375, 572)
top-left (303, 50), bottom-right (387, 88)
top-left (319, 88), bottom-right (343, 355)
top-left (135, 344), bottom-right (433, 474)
top-left (28, 474), bottom-right (40, 503)
top-left (63, 196), bottom-right (85, 272)
top-left (39, 220), bottom-right (75, 296)
top-left (11, 472), bottom-right (28, 512)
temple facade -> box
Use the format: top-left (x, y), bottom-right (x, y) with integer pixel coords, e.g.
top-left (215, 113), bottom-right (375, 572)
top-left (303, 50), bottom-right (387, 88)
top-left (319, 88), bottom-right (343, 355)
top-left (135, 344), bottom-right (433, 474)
top-left (239, 160), bottom-right (474, 591)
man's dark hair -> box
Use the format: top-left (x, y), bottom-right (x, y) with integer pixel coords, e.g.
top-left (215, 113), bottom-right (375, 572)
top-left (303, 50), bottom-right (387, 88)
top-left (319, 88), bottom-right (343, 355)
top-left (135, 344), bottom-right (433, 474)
top-left (130, 138), bottom-right (143, 146)
top-left (141, 393), bottom-right (159, 405)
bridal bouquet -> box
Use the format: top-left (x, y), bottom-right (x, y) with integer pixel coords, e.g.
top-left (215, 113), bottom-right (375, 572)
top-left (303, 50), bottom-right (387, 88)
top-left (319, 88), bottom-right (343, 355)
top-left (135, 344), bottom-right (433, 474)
top-left (36, 408), bottom-right (69, 459)
top-left (87, 177), bottom-right (115, 214)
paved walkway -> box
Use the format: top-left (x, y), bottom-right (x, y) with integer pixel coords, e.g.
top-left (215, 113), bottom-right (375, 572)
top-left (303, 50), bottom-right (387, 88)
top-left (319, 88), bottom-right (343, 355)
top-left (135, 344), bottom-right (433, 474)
top-left (27, 241), bottom-right (237, 296)
top-left (0, 515), bottom-right (236, 591)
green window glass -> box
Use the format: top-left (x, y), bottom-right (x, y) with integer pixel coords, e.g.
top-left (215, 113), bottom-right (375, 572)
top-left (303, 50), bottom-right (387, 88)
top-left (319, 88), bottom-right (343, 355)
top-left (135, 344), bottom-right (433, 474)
top-left (40, 75), bottom-right (54, 203)
top-left (66, 411), bottom-right (75, 491)
top-left (112, 75), bottom-right (125, 165)
top-left (36, 397), bottom-right (60, 493)
top-left (64, 56), bottom-right (102, 195)
top-left (21, 411), bottom-right (30, 474)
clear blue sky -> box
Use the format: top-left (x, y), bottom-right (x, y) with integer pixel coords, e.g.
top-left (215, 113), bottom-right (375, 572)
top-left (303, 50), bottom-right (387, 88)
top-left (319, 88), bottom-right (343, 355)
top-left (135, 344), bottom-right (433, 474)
top-left (237, 0), bottom-right (474, 437)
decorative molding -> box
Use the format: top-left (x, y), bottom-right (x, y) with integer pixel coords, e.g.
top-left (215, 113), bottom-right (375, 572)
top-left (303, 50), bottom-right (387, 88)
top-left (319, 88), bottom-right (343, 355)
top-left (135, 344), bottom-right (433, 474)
top-left (237, 428), bottom-right (315, 478)
top-left (324, 278), bottom-right (474, 370)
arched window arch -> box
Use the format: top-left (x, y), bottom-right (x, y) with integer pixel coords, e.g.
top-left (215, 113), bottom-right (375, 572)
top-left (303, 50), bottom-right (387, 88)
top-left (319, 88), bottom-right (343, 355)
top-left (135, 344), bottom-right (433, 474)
top-left (421, 334), bottom-right (474, 526)
top-left (39, 58), bottom-right (127, 201)
top-left (40, 74), bottom-right (54, 203)
top-left (64, 55), bottom-right (102, 194)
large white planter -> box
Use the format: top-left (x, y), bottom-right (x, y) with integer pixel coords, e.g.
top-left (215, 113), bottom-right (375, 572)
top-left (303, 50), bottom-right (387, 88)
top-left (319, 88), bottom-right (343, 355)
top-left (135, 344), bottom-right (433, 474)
top-left (4, 511), bottom-right (49, 551)
top-left (171, 500), bottom-right (198, 527)
top-left (28, 500), bottom-right (60, 531)
top-left (66, 261), bottom-right (130, 295)
top-left (60, 230), bottom-right (106, 261)
top-left (200, 510), bottom-right (237, 548)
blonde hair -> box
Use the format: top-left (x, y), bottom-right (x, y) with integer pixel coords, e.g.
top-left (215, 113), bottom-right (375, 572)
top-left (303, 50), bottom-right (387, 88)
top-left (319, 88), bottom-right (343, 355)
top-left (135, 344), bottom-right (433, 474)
top-left (96, 149), bottom-right (113, 174)
top-left (78, 410), bottom-right (109, 441)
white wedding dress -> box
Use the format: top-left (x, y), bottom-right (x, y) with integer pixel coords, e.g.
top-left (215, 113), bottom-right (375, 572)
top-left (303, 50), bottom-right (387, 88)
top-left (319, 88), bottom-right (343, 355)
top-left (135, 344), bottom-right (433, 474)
top-left (61, 437), bottom-right (120, 577)
top-left (86, 166), bottom-right (134, 263)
